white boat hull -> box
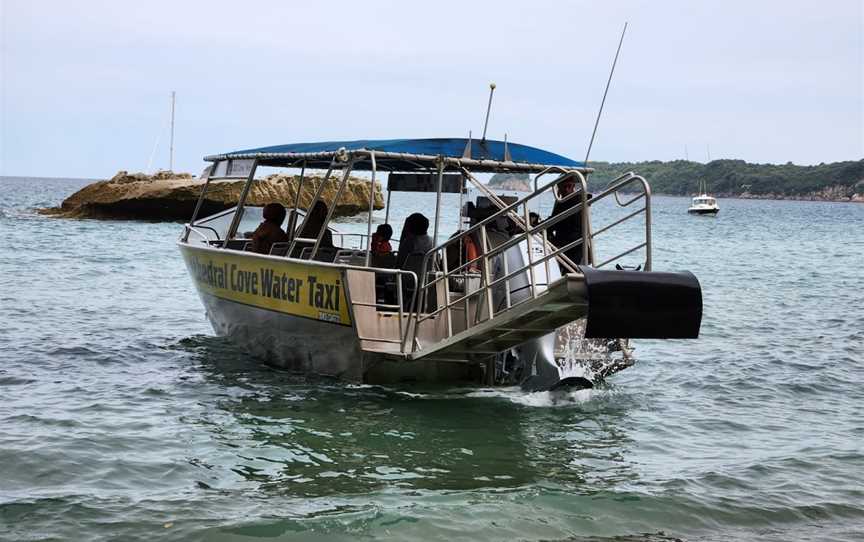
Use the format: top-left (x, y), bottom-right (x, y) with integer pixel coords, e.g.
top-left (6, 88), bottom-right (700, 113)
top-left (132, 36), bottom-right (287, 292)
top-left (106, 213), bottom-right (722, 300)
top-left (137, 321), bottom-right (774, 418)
top-left (688, 207), bottom-right (720, 215)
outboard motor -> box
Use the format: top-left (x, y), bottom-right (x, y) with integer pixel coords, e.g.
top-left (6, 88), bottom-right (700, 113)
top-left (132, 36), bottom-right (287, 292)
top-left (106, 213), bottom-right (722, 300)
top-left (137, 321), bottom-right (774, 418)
top-left (483, 223), bottom-right (601, 391)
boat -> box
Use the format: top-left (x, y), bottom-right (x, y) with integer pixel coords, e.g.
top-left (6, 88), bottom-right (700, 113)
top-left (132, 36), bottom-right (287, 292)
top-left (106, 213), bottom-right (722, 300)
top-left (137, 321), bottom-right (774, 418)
top-left (178, 138), bottom-right (703, 391)
top-left (688, 180), bottom-right (720, 215)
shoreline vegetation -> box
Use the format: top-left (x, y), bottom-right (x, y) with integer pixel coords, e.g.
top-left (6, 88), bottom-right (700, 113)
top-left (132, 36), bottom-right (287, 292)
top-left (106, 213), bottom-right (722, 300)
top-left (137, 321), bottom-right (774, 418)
top-left (490, 159), bottom-right (864, 202)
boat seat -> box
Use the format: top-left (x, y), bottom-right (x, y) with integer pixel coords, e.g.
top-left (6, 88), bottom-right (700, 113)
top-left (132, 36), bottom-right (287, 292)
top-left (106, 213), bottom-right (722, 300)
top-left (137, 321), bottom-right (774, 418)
top-left (314, 248), bottom-right (338, 262)
top-left (224, 239), bottom-right (251, 251)
top-left (400, 252), bottom-right (438, 312)
top-left (370, 253), bottom-right (397, 269)
top-left (334, 249), bottom-right (368, 266)
top-left (299, 246), bottom-right (338, 262)
top-left (269, 242), bottom-right (291, 256)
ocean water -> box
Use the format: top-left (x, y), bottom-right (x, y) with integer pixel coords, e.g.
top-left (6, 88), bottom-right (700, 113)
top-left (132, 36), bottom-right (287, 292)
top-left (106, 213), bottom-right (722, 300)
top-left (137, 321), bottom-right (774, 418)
top-left (1, 176), bottom-right (862, 541)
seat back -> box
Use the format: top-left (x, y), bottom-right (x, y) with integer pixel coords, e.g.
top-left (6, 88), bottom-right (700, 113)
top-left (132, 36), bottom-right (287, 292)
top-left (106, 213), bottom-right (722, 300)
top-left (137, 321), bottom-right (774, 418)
top-left (224, 239), bottom-right (251, 251)
top-left (370, 253), bottom-right (397, 269)
top-left (269, 242), bottom-right (291, 256)
top-left (334, 249), bottom-right (368, 266)
top-left (312, 247), bottom-right (337, 262)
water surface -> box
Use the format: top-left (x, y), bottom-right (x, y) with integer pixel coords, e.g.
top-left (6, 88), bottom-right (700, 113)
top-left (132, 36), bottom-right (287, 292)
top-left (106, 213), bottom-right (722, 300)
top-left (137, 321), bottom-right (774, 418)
top-left (1, 177), bottom-right (862, 541)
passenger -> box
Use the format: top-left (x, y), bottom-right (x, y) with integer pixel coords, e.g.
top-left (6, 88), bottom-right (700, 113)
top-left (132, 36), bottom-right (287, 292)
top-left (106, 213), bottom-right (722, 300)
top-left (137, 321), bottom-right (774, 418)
top-left (395, 213), bottom-right (433, 270)
top-left (548, 176), bottom-right (591, 267)
top-left (529, 211), bottom-right (540, 227)
top-left (250, 203), bottom-right (290, 254)
top-left (445, 230), bottom-right (481, 273)
top-left (464, 234), bottom-right (481, 272)
top-left (370, 224), bottom-right (393, 256)
top-left (294, 201), bottom-right (334, 256)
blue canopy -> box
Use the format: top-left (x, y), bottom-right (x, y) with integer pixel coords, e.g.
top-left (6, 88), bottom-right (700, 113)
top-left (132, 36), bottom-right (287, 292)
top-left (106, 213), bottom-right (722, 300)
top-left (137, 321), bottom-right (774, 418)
top-left (209, 138), bottom-right (585, 172)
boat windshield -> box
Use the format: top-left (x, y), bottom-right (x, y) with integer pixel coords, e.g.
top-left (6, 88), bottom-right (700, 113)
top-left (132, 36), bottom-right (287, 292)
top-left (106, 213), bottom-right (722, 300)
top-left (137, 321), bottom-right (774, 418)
top-left (192, 206), bottom-right (264, 241)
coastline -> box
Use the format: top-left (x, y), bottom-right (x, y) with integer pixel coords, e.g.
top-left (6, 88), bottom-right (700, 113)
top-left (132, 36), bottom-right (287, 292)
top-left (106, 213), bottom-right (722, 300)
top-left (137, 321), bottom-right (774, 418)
top-left (656, 192), bottom-right (864, 203)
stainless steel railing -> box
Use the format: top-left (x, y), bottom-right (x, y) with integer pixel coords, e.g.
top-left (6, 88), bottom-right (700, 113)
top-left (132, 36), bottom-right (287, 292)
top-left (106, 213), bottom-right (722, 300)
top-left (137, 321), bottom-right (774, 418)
top-left (349, 268), bottom-right (417, 347)
top-left (402, 170), bottom-right (652, 353)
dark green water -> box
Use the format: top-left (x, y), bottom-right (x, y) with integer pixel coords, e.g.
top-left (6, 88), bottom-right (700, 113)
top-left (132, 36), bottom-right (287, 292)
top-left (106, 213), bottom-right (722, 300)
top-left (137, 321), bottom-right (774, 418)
top-left (1, 177), bottom-right (862, 541)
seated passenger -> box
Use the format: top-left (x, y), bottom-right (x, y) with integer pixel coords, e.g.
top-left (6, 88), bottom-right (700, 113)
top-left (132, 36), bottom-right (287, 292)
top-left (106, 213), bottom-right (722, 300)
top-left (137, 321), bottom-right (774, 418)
top-left (293, 201), bottom-right (334, 256)
top-left (370, 224), bottom-right (393, 256)
top-left (395, 213), bottom-right (433, 270)
top-left (250, 203), bottom-right (290, 254)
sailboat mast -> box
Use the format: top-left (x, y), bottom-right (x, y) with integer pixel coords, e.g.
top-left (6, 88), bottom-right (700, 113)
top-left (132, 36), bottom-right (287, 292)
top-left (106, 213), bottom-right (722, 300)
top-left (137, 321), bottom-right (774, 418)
top-left (169, 91), bottom-right (176, 171)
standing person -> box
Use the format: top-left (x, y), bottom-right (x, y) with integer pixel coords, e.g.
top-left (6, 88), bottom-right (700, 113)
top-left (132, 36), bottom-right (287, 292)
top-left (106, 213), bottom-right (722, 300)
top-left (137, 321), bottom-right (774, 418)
top-left (250, 203), bottom-right (290, 254)
top-left (548, 176), bottom-right (591, 268)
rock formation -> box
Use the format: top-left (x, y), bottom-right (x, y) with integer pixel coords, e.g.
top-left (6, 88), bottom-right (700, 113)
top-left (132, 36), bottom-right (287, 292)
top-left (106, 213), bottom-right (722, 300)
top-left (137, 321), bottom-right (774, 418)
top-left (40, 170), bottom-right (385, 220)
top-left (488, 172), bottom-right (532, 192)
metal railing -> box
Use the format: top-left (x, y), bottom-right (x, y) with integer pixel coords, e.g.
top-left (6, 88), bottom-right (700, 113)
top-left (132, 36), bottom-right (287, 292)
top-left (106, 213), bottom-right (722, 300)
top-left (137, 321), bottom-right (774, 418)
top-left (402, 170), bottom-right (651, 353)
top-left (349, 268), bottom-right (417, 347)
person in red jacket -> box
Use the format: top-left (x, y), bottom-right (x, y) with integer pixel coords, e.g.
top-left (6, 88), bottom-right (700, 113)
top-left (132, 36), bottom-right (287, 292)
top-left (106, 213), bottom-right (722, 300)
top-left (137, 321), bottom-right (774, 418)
top-left (370, 224), bottom-right (393, 256)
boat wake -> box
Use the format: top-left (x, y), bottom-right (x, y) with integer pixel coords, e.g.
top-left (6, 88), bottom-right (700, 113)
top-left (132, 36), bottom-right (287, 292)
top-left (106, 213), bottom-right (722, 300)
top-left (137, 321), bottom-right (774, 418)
top-left (466, 386), bottom-right (602, 408)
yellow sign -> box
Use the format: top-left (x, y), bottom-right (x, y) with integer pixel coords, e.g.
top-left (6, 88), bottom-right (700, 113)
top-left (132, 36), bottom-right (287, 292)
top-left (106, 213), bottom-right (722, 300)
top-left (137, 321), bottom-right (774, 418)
top-left (180, 245), bottom-right (352, 326)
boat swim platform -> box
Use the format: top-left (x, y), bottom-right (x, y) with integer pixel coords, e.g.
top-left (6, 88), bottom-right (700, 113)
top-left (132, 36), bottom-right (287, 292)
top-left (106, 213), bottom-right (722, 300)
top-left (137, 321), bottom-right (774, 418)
top-left (363, 267), bottom-right (702, 363)
top-left (404, 274), bottom-right (588, 363)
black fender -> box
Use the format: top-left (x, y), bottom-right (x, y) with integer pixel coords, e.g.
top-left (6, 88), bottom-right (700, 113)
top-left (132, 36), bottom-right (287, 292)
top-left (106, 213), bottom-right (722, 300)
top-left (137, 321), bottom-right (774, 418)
top-left (581, 266), bottom-right (703, 339)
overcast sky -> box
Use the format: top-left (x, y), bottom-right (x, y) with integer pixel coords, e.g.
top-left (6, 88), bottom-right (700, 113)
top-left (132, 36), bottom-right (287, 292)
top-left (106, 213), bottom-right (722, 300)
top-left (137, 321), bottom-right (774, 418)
top-left (1, 0), bottom-right (861, 178)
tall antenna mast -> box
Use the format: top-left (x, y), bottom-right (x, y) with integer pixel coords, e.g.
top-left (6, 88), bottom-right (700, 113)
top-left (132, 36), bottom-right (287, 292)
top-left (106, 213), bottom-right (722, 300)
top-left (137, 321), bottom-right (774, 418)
top-left (685, 144), bottom-right (690, 161)
top-left (481, 82), bottom-right (496, 142)
top-left (706, 143), bottom-right (711, 163)
top-left (584, 22), bottom-right (628, 164)
top-left (169, 91), bottom-right (176, 171)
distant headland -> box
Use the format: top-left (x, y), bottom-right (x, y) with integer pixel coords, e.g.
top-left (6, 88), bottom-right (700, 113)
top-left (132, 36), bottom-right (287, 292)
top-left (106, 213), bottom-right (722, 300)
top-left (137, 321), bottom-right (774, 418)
top-left (489, 159), bottom-right (863, 202)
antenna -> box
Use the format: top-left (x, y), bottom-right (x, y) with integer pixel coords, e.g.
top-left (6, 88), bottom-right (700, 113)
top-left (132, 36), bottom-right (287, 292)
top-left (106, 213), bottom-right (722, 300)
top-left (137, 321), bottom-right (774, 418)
top-left (481, 83), bottom-right (496, 142)
top-left (584, 22), bottom-right (628, 164)
top-left (685, 144), bottom-right (690, 161)
top-left (706, 143), bottom-right (711, 163)
top-left (169, 91), bottom-right (176, 171)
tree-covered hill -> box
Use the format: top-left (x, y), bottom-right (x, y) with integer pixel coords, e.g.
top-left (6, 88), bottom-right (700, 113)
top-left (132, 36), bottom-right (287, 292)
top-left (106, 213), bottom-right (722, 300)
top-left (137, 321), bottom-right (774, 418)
top-left (586, 159), bottom-right (863, 201)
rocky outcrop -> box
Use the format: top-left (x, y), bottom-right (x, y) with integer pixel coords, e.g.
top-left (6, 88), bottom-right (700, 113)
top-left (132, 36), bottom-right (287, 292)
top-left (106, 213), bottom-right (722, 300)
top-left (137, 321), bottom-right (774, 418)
top-left (488, 172), bottom-right (532, 192)
top-left (39, 170), bottom-right (385, 220)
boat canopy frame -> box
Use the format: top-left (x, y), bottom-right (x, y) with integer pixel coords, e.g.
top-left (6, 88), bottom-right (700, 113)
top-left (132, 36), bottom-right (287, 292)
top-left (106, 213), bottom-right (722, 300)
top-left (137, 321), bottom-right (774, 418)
top-left (186, 140), bottom-right (595, 265)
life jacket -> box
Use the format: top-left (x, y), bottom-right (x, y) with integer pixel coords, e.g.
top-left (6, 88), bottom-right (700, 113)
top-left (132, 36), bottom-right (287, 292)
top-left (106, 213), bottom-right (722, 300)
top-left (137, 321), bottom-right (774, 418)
top-left (464, 234), bottom-right (480, 271)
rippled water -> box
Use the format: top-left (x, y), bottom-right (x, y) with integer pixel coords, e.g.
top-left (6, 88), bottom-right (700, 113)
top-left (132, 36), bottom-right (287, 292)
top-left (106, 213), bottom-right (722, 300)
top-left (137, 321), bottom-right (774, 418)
top-left (1, 176), bottom-right (862, 541)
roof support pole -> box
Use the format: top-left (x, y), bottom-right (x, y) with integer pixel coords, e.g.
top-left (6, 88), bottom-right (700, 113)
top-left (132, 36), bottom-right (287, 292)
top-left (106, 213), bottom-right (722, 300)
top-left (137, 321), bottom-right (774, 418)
top-left (289, 158), bottom-right (337, 256)
top-left (184, 165), bottom-right (214, 241)
top-left (384, 190), bottom-right (392, 225)
top-left (225, 159), bottom-right (259, 242)
top-left (432, 158), bottom-right (445, 244)
top-left (311, 159), bottom-right (355, 259)
top-left (287, 160), bottom-right (307, 243)
top-left (365, 152), bottom-right (377, 267)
